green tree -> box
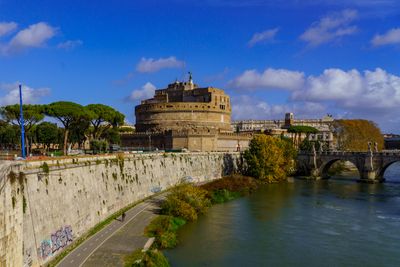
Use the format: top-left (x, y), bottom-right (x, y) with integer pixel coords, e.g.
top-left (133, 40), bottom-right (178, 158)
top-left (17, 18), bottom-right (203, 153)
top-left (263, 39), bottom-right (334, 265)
top-left (244, 135), bottom-right (296, 182)
top-left (45, 101), bottom-right (92, 155)
top-left (68, 119), bottom-right (91, 149)
top-left (0, 104), bottom-right (45, 154)
top-left (0, 121), bottom-right (20, 149)
top-left (86, 104), bottom-right (125, 140)
top-left (299, 139), bottom-right (318, 151)
top-left (36, 122), bottom-right (59, 151)
top-left (333, 119), bottom-right (384, 151)
top-left (277, 137), bottom-right (297, 175)
top-left (101, 127), bottom-right (121, 145)
top-left (287, 125), bottom-right (318, 147)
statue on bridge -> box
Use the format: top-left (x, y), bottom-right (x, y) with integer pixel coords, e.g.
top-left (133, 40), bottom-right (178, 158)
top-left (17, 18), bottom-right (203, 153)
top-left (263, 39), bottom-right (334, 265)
top-left (311, 143), bottom-right (317, 169)
top-left (368, 142), bottom-right (373, 156)
top-left (374, 142), bottom-right (378, 153)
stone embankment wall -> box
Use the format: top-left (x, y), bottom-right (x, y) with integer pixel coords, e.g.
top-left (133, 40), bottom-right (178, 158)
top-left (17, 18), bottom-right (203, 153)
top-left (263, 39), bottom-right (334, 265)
top-left (0, 152), bottom-right (241, 267)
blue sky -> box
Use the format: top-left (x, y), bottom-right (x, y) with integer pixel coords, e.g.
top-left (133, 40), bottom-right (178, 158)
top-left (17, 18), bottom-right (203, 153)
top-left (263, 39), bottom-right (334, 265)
top-left (0, 0), bottom-right (400, 132)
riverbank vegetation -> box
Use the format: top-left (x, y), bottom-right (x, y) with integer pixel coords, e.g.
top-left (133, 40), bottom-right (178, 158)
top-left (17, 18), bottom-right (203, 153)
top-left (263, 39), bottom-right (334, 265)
top-left (244, 135), bottom-right (297, 183)
top-left (143, 175), bottom-right (258, 251)
top-left (145, 216), bottom-right (186, 248)
top-left (201, 175), bottom-right (258, 203)
top-left (124, 249), bottom-right (169, 267)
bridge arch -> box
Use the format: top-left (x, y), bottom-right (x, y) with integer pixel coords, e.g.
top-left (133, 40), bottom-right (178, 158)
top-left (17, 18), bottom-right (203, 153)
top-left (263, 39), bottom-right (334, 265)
top-left (378, 160), bottom-right (400, 180)
top-left (320, 158), bottom-right (361, 179)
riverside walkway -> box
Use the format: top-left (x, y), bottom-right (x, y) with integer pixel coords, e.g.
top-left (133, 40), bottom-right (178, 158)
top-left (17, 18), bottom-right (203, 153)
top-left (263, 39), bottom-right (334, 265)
top-left (57, 194), bottom-right (165, 267)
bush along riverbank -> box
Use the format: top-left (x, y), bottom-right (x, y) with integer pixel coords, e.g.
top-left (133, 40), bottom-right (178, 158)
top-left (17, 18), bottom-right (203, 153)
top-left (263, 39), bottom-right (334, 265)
top-left (125, 175), bottom-right (259, 266)
top-left (125, 135), bottom-right (296, 266)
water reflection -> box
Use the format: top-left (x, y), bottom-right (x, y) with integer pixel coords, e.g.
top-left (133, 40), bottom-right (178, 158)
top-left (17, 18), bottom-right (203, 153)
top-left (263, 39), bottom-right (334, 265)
top-left (165, 164), bottom-right (400, 267)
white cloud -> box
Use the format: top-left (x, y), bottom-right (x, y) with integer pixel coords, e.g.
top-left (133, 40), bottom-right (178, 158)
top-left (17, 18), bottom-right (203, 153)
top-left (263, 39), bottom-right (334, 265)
top-left (231, 95), bottom-right (325, 120)
top-left (136, 57), bottom-right (185, 73)
top-left (0, 82), bottom-right (50, 106)
top-left (230, 66), bottom-right (400, 131)
top-left (292, 69), bottom-right (363, 102)
top-left (248, 27), bottom-right (279, 47)
top-left (0, 22), bottom-right (17, 37)
top-left (300, 9), bottom-right (358, 47)
top-left (10, 22), bottom-right (56, 48)
top-left (292, 68), bottom-right (400, 111)
top-left (57, 39), bottom-right (83, 50)
top-left (1, 22), bottom-right (57, 55)
top-left (229, 68), bottom-right (305, 91)
top-left (371, 28), bottom-right (400, 46)
top-left (126, 82), bottom-right (156, 101)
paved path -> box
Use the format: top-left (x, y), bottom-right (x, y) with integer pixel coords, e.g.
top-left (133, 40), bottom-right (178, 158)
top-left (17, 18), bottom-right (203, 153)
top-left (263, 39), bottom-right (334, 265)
top-left (57, 194), bottom-right (165, 267)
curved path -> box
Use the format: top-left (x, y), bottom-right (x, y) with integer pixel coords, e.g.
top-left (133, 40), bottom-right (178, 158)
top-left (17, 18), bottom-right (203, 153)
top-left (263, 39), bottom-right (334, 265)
top-left (57, 194), bottom-right (164, 267)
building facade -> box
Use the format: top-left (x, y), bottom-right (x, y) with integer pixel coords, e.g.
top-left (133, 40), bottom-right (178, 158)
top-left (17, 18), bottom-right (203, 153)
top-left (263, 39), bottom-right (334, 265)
top-left (122, 76), bottom-right (251, 152)
top-left (232, 113), bottom-right (335, 149)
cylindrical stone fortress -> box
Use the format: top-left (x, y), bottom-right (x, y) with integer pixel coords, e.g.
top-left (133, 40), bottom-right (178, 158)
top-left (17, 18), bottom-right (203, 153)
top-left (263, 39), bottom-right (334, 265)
top-left (135, 78), bottom-right (232, 132)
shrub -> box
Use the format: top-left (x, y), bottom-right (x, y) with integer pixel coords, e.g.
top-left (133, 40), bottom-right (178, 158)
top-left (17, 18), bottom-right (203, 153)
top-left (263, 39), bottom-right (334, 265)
top-left (201, 175), bottom-right (258, 195)
top-left (125, 249), bottom-right (170, 267)
top-left (90, 139), bottom-right (108, 153)
top-left (161, 196), bottom-right (197, 221)
top-left (145, 215), bottom-right (186, 249)
top-left (161, 184), bottom-right (211, 221)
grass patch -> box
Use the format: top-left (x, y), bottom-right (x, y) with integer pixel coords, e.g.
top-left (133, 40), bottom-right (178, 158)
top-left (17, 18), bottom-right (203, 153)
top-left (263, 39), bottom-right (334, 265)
top-left (145, 215), bottom-right (186, 248)
top-left (124, 249), bottom-right (169, 267)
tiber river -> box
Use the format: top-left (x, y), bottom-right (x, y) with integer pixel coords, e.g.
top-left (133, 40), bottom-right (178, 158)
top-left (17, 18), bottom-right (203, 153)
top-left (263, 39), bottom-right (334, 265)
top-left (165, 162), bottom-right (400, 267)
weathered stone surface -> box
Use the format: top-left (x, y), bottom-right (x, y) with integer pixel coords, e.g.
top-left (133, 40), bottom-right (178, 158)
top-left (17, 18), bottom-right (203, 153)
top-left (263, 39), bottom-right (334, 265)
top-left (0, 152), bottom-right (241, 267)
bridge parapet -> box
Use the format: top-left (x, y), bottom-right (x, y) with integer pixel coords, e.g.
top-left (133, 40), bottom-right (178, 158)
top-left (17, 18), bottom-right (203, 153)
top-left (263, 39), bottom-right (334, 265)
top-left (297, 150), bottom-right (400, 183)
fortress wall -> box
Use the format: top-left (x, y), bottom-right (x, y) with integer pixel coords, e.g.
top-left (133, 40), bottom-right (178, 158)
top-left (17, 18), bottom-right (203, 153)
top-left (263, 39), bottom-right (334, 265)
top-left (0, 152), bottom-right (241, 267)
top-left (135, 103), bottom-right (231, 132)
top-left (0, 163), bottom-right (24, 267)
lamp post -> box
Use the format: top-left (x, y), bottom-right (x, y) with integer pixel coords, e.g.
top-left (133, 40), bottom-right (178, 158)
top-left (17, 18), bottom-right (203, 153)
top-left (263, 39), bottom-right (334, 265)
top-left (19, 84), bottom-right (26, 159)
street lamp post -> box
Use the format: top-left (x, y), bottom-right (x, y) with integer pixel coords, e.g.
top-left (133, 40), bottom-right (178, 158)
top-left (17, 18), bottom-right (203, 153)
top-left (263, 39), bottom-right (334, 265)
top-left (19, 84), bottom-right (26, 159)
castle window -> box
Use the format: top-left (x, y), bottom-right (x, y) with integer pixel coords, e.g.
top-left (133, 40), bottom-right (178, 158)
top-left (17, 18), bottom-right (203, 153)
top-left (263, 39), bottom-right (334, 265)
top-left (220, 105), bottom-right (225, 110)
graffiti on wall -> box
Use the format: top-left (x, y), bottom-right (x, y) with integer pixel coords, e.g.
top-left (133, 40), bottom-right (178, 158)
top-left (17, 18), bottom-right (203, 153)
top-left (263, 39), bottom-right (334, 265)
top-left (150, 186), bottom-right (162, 193)
top-left (37, 225), bottom-right (73, 261)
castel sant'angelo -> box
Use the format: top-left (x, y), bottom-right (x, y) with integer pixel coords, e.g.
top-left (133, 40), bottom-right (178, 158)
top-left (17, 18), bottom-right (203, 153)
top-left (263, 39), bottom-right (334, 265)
top-left (121, 74), bottom-right (251, 151)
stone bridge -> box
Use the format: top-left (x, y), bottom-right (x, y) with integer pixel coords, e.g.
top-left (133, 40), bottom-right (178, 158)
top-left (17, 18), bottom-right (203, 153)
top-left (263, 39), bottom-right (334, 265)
top-left (297, 150), bottom-right (400, 183)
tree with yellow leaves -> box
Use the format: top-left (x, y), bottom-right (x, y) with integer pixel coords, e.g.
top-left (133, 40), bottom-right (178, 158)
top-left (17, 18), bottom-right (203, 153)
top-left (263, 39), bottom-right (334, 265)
top-left (333, 119), bottom-right (384, 151)
top-left (244, 135), bottom-right (296, 183)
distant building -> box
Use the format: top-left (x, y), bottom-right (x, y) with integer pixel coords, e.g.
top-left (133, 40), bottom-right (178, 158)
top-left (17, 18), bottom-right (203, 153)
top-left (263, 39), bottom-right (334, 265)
top-left (121, 75), bottom-right (251, 152)
top-left (232, 113), bottom-right (335, 149)
top-left (384, 134), bottom-right (400, 150)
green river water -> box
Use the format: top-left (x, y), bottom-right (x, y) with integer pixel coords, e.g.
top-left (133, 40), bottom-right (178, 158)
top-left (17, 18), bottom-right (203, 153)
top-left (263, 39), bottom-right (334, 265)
top-left (165, 163), bottom-right (400, 267)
